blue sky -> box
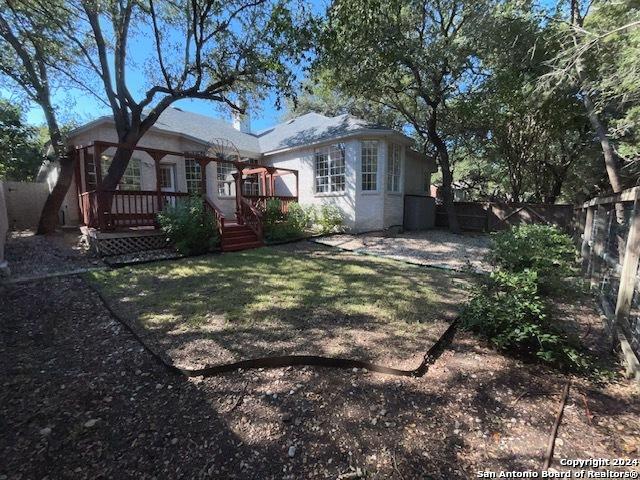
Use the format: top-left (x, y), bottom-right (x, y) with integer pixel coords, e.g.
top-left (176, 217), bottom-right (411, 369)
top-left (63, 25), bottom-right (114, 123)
top-left (5, 0), bottom-right (328, 134)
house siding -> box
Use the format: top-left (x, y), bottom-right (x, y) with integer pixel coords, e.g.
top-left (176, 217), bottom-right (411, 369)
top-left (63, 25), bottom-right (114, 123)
top-left (263, 140), bottom-right (358, 230)
top-left (56, 118), bottom-right (437, 231)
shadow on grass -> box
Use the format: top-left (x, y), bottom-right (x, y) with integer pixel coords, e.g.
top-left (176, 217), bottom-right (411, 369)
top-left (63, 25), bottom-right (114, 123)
top-left (88, 244), bottom-right (472, 368)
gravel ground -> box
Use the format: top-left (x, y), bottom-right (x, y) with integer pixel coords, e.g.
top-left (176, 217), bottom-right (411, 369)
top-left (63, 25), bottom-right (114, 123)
top-left (1, 275), bottom-right (638, 479)
top-left (313, 230), bottom-right (492, 273)
top-left (3, 230), bottom-right (100, 279)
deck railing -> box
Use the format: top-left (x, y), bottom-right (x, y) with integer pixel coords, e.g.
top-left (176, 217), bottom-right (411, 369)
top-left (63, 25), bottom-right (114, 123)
top-left (204, 197), bottom-right (225, 237)
top-left (238, 197), bottom-right (264, 240)
top-left (78, 190), bottom-right (189, 230)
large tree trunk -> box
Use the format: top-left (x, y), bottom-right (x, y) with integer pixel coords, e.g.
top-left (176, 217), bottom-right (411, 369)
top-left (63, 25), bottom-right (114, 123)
top-left (426, 107), bottom-right (460, 233)
top-left (36, 104), bottom-right (71, 234)
top-left (101, 142), bottom-right (136, 191)
top-left (36, 155), bottom-right (75, 234)
top-left (582, 93), bottom-right (623, 195)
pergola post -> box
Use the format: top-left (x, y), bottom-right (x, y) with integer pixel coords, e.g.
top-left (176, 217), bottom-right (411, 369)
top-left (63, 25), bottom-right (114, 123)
top-left (197, 158), bottom-right (207, 198)
top-left (94, 142), bottom-right (106, 230)
top-left (260, 171), bottom-right (267, 196)
top-left (152, 152), bottom-right (167, 213)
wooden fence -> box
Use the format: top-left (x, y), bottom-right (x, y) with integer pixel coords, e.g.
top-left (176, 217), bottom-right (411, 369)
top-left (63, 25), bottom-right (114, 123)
top-left (435, 201), bottom-right (574, 232)
top-left (577, 187), bottom-right (640, 380)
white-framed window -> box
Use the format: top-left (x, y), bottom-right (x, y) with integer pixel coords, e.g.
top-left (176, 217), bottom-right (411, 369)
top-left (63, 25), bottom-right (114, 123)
top-left (315, 144), bottom-right (345, 193)
top-left (217, 161), bottom-right (236, 196)
top-left (361, 140), bottom-right (378, 191)
top-left (242, 175), bottom-right (259, 196)
top-left (101, 155), bottom-right (141, 190)
top-left (184, 158), bottom-right (202, 194)
top-left (387, 144), bottom-right (402, 193)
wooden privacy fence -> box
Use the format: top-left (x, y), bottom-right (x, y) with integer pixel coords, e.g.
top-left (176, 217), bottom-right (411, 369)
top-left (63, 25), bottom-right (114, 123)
top-left (576, 187), bottom-right (640, 380)
top-left (435, 201), bottom-right (574, 232)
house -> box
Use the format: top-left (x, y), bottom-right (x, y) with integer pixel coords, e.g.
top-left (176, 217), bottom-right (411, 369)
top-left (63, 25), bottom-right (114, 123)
top-left (40, 107), bottom-right (437, 253)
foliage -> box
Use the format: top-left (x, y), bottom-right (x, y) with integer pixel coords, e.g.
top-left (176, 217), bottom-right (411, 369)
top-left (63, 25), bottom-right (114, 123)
top-left (263, 199), bottom-right (306, 241)
top-left (316, 205), bottom-right (343, 234)
top-left (157, 196), bottom-right (219, 255)
top-left (0, 99), bottom-right (43, 181)
top-left (318, 0), bottom-right (495, 232)
top-left (461, 269), bottom-right (588, 370)
top-left (282, 72), bottom-right (405, 129)
top-left (262, 199), bottom-right (344, 240)
top-left (490, 224), bottom-right (578, 289)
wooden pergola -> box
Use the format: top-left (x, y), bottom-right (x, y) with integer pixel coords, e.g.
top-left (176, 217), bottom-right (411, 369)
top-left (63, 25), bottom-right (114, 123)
top-left (74, 141), bottom-right (299, 232)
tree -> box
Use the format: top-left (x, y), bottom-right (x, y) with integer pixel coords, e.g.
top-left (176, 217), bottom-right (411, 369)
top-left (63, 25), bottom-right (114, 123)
top-left (0, 0), bottom-right (74, 233)
top-left (2, 0), bottom-right (313, 233)
top-left (542, 0), bottom-right (640, 202)
top-left (319, 0), bottom-right (493, 232)
top-left (0, 99), bottom-right (43, 181)
top-left (283, 72), bottom-right (405, 129)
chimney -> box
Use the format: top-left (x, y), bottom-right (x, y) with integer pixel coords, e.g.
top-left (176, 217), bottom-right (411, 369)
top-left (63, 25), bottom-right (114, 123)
top-left (231, 101), bottom-right (251, 134)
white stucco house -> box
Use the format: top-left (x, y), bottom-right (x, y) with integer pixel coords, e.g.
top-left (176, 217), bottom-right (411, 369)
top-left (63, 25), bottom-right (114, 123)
top-left (40, 107), bottom-right (436, 252)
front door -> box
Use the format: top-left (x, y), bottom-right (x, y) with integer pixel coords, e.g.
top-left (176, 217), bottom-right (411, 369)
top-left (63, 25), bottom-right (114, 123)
top-left (159, 164), bottom-right (177, 208)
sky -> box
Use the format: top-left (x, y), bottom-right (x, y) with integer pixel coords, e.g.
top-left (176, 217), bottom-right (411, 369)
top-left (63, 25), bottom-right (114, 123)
top-left (6, 0), bottom-right (329, 135)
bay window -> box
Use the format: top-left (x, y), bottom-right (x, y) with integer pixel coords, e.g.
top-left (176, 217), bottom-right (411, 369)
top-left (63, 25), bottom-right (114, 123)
top-left (361, 140), bottom-right (378, 191)
top-left (387, 144), bottom-right (402, 193)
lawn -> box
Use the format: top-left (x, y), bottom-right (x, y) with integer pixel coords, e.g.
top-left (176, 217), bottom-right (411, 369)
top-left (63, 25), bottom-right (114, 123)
top-left (89, 243), bottom-right (472, 369)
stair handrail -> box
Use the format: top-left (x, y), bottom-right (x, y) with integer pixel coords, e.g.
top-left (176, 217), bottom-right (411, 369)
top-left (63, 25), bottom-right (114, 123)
top-left (238, 196), bottom-right (263, 241)
top-left (204, 197), bottom-right (225, 237)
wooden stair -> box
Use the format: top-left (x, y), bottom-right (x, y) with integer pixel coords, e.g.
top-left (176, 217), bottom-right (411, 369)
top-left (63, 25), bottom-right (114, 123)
top-left (221, 221), bottom-right (264, 252)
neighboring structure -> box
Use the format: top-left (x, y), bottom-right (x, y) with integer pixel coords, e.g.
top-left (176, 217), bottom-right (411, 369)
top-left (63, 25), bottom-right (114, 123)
top-left (38, 108), bottom-right (437, 252)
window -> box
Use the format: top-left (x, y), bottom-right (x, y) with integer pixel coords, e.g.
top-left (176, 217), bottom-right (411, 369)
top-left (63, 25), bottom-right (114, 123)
top-left (242, 175), bottom-right (259, 196)
top-left (361, 140), bottom-right (378, 191)
top-left (217, 161), bottom-right (236, 196)
top-left (315, 144), bottom-right (345, 193)
top-left (101, 155), bottom-right (141, 190)
top-left (387, 144), bottom-right (402, 193)
top-left (185, 158), bottom-right (202, 194)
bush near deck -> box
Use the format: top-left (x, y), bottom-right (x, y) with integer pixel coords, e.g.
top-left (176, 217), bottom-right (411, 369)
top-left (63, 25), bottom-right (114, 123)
top-left (263, 199), bottom-right (344, 241)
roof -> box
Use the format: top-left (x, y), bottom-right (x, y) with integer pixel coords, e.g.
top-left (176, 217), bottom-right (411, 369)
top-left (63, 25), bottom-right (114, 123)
top-left (70, 108), bottom-right (411, 156)
top-left (147, 107), bottom-right (261, 153)
top-left (256, 112), bottom-right (398, 154)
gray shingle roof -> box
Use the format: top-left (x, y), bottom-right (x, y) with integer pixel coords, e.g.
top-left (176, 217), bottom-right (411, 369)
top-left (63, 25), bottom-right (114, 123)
top-left (149, 107), bottom-right (261, 153)
top-left (74, 108), bottom-right (403, 156)
top-left (256, 112), bottom-right (390, 153)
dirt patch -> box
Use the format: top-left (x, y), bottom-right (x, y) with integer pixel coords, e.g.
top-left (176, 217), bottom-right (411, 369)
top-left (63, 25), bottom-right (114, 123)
top-left (314, 229), bottom-right (492, 273)
top-left (87, 242), bottom-right (472, 370)
top-left (1, 276), bottom-right (638, 479)
top-left (4, 229), bottom-right (99, 279)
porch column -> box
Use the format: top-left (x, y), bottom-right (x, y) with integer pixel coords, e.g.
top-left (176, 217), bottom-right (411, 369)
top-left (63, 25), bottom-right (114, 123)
top-left (260, 171), bottom-right (267, 196)
top-left (94, 142), bottom-right (106, 230)
top-left (198, 158), bottom-right (208, 208)
top-left (152, 152), bottom-right (167, 213)
top-left (295, 171), bottom-right (299, 200)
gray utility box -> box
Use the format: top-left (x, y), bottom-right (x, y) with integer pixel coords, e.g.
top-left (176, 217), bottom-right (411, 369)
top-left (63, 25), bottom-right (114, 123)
top-left (403, 195), bottom-right (436, 231)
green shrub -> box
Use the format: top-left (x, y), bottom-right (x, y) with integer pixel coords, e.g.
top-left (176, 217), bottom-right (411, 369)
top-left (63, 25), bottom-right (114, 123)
top-left (262, 200), bottom-right (307, 242)
top-left (260, 200), bottom-right (344, 240)
top-left (317, 205), bottom-right (344, 234)
top-left (157, 195), bottom-right (219, 255)
top-left (461, 269), bottom-right (588, 370)
top-left (490, 224), bottom-right (577, 289)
